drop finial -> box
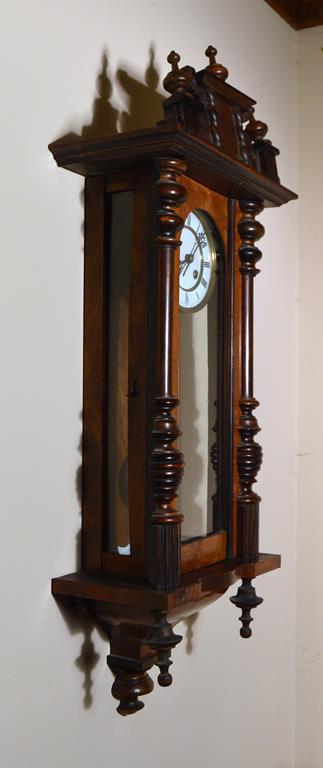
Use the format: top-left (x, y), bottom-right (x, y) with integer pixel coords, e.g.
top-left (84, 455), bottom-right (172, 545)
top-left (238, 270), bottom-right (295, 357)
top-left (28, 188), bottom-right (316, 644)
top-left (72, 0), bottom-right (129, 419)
top-left (230, 578), bottom-right (263, 638)
top-left (148, 611), bottom-right (182, 687)
top-left (205, 45), bottom-right (228, 80)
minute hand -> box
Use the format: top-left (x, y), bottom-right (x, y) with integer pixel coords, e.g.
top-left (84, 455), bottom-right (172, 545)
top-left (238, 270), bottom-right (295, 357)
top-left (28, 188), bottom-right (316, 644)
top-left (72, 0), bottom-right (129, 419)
top-left (190, 240), bottom-right (199, 257)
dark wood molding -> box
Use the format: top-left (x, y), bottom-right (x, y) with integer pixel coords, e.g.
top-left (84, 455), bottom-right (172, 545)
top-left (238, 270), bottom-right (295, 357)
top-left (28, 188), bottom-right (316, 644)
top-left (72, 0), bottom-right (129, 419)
top-left (52, 554), bottom-right (281, 615)
top-left (264, 0), bottom-right (323, 29)
top-left (49, 125), bottom-right (296, 209)
top-left (53, 553), bottom-right (280, 713)
top-left (237, 200), bottom-right (264, 563)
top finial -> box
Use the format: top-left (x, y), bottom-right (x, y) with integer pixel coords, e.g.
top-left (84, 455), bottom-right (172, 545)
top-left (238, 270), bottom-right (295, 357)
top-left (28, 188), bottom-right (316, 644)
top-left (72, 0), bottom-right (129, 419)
top-left (167, 50), bottom-right (181, 70)
top-left (163, 50), bottom-right (192, 95)
top-left (205, 45), bottom-right (228, 81)
top-left (245, 108), bottom-right (268, 141)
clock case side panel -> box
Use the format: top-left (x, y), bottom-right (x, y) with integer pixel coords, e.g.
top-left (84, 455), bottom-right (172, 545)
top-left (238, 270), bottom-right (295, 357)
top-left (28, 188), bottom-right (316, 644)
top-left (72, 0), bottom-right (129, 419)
top-left (178, 177), bottom-right (237, 574)
top-left (83, 166), bottom-right (156, 581)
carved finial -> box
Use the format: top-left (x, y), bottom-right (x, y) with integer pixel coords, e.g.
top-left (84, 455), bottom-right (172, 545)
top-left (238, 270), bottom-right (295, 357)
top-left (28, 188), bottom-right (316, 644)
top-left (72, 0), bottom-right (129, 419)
top-left (163, 51), bottom-right (192, 95)
top-left (245, 108), bottom-right (268, 142)
top-left (168, 50), bottom-right (181, 69)
top-left (230, 579), bottom-right (263, 638)
top-left (148, 611), bottom-right (182, 686)
top-left (107, 657), bottom-right (154, 715)
top-left (205, 45), bottom-right (228, 80)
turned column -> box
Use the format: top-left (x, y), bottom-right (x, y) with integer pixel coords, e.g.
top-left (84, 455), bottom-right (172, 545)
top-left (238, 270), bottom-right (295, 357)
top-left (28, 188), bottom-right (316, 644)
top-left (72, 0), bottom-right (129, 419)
top-left (231, 198), bottom-right (264, 637)
top-left (148, 157), bottom-right (187, 590)
top-left (237, 198), bottom-right (264, 561)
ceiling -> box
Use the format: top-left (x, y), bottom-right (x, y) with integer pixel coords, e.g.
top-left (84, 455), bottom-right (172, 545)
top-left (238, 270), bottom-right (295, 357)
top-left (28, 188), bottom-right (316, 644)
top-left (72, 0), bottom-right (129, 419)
top-left (264, 0), bottom-right (323, 28)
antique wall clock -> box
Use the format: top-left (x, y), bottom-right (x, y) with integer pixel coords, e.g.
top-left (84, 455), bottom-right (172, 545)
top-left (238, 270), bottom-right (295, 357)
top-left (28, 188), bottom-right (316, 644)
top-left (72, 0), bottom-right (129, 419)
top-left (49, 45), bottom-right (296, 715)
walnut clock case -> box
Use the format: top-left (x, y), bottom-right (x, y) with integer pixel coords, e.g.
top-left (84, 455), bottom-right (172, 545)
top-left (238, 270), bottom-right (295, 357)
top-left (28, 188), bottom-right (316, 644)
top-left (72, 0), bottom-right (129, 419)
top-left (49, 46), bottom-right (297, 716)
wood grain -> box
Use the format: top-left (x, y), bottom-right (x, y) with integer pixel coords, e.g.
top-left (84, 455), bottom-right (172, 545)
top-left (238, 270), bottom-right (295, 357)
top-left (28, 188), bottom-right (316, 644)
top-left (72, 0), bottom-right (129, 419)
top-left (49, 124), bottom-right (296, 208)
top-left (82, 176), bottom-right (105, 571)
top-left (263, 0), bottom-right (323, 29)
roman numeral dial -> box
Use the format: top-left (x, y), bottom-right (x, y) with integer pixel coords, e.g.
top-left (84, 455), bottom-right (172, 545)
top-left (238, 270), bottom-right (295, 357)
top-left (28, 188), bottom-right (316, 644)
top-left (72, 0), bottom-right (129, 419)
top-left (179, 209), bottom-right (220, 312)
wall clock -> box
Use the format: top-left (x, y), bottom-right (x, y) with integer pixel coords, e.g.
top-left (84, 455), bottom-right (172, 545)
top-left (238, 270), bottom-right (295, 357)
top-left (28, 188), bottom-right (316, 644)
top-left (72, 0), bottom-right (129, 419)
top-left (49, 45), bottom-right (297, 715)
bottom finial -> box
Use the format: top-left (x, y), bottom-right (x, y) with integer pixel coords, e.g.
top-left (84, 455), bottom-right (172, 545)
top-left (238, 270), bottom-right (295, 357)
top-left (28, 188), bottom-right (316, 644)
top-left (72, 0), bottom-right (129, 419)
top-left (148, 611), bottom-right (182, 686)
top-left (107, 657), bottom-right (154, 715)
top-left (230, 578), bottom-right (263, 638)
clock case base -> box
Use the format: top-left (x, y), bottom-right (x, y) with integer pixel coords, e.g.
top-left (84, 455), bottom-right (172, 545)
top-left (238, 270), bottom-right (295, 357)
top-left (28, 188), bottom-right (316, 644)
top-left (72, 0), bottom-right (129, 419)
top-left (52, 554), bottom-right (280, 714)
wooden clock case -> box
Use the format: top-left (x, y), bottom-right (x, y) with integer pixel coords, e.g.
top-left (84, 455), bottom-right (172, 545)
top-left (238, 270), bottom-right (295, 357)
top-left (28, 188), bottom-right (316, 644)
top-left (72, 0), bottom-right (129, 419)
top-left (49, 47), bottom-right (296, 715)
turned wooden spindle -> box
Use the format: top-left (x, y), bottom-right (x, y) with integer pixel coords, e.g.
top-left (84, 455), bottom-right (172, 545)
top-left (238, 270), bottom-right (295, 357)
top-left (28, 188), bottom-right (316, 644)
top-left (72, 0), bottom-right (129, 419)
top-left (231, 198), bottom-right (264, 636)
top-left (148, 611), bottom-right (182, 686)
top-left (163, 50), bottom-right (192, 95)
top-left (148, 157), bottom-right (187, 590)
top-left (205, 45), bottom-right (228, 81)
top-left (107, 655), bottom-right (154, 716)
top-left (245, 107), bottom-right (268, 142)
top-left (230, 578), bottom-right (263, 638)
top-left (237, 198), bottom-right (264, 560)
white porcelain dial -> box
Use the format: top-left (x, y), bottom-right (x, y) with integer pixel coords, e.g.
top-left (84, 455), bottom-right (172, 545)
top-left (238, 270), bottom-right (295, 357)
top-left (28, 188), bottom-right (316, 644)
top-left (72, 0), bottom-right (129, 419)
top-left (179, 210), bottom-right (218, 312)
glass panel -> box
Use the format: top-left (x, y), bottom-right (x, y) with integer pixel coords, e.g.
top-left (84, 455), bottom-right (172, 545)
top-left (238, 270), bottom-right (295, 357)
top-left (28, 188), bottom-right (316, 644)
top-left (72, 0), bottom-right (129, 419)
top-left (179, 209), bottom-right (222, 541)
top-left (105, 191), bottom-right (132, 554)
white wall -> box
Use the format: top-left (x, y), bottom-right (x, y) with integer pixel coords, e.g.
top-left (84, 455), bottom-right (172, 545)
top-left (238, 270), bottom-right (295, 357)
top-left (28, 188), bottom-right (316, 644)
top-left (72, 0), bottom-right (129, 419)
top-left (0, 2), bottom-right (298, 767)
top-left (296, 25), bottom-right (323, 768)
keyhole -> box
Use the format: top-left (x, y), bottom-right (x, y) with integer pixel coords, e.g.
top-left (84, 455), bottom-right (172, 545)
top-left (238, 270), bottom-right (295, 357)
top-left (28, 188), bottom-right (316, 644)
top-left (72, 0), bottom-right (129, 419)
top-left (126, 379), bottom-right (138, 397)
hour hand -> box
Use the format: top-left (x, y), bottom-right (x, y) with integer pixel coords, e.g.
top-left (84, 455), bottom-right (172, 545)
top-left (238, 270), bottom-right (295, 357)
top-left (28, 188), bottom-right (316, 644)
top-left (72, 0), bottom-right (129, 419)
top-left (182, 261), bottom-right (189, 277)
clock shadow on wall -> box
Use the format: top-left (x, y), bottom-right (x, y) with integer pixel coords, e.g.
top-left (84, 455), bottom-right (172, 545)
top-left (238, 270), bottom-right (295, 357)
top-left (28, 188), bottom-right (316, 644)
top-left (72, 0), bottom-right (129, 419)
top-left (56, 44), bottom-right (200, 710)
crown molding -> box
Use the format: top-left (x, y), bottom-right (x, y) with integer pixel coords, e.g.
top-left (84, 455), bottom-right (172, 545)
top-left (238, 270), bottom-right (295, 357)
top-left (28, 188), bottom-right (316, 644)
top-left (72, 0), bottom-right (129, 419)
top-left (264, 0), bottom-right (323, 29)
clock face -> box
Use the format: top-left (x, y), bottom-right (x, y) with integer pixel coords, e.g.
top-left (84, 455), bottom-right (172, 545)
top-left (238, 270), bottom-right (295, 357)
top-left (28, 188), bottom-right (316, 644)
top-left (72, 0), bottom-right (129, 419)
top-left (179, 210), bottom-right (218, 312)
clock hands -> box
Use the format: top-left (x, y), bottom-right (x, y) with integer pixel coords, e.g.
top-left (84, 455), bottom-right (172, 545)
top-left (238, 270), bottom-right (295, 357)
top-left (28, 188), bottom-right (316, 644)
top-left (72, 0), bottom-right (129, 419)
top-left (181, 253), bottom-right (197, 277)
top-left (180, 231), bottom-right (202, 276)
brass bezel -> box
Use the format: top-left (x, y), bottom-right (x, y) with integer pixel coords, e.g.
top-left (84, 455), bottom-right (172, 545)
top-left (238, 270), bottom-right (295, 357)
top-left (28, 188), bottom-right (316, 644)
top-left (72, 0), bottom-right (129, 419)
top-left (179, 208), bottom-right (221, 313)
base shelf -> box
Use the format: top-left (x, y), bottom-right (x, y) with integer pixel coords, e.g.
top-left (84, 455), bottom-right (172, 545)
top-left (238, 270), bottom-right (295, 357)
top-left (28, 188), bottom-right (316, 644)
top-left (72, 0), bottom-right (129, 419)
top-left (52, 552), bottom-right (280, 619)
top-left (52, 553), bottom-right (280, 715)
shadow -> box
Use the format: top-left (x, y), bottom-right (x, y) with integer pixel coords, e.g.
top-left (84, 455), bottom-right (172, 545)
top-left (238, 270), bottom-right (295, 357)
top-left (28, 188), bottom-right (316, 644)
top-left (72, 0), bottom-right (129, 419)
top-left (117, 45), bottom-right (163, 132)
top-left (74, 622), bottom-right (100, 708)
top-left (75, 427), bottom-right (82, 507)
top-left (75, 412), bottom-right (83, 571)
top-left (50, 43), bottom-right (164, 147)
top-left (184, 612), bottom-right (199, 654)
top-left (52, 42), bottom-right (167, 710)
top-left (56, 600), bottom-right (102, 709)
top-left (82, 51), bottom-right (119, 139)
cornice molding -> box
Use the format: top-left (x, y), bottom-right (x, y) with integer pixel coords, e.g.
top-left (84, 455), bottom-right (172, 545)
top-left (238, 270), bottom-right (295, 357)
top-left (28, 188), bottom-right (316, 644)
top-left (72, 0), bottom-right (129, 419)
top-left (264, 0), bottom-right (323, 29)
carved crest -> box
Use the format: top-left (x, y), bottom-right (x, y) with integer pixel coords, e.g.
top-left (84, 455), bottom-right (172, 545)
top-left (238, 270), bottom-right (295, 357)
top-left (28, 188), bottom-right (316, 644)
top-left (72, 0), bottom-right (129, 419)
top-left (160, 46), bottom-right (280, 181)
